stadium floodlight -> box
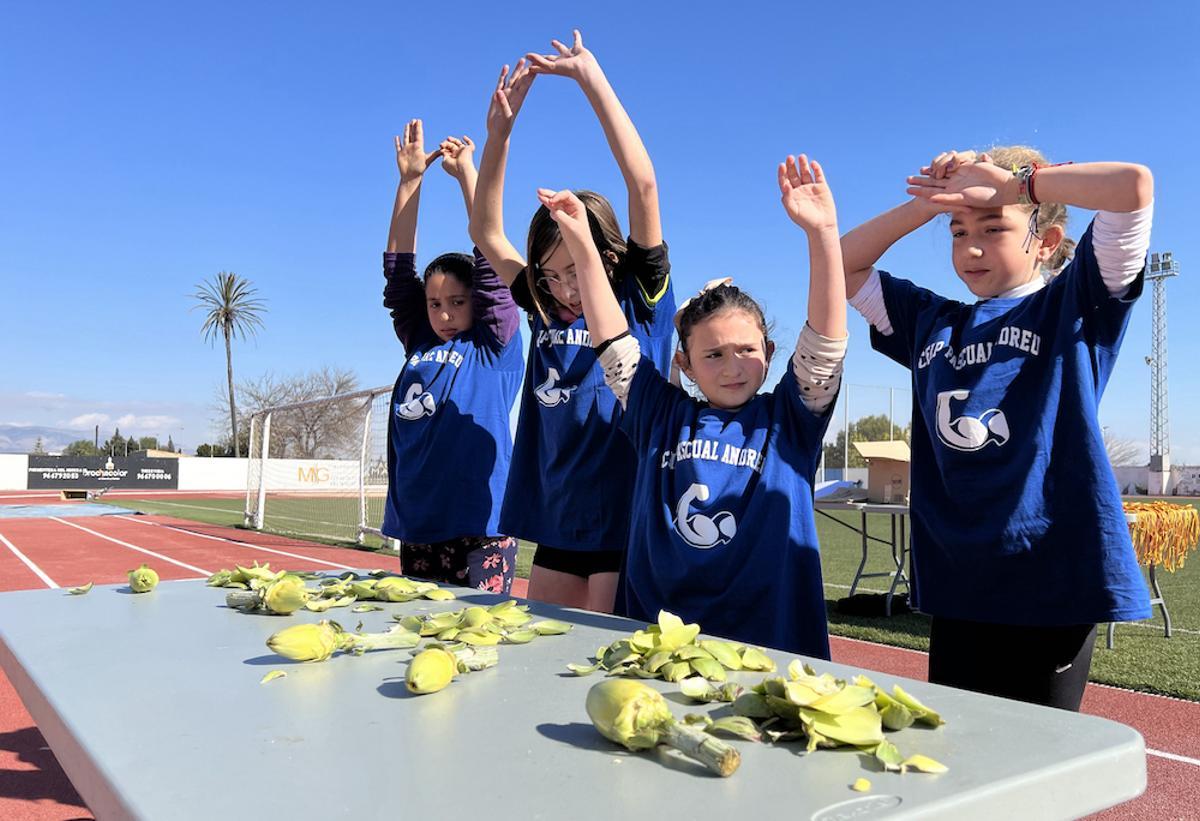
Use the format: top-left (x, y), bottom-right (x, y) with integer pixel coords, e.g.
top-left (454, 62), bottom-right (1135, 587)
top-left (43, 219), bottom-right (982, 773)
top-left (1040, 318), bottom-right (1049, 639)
top-left (1146, 251), bottom-right (1180, 475)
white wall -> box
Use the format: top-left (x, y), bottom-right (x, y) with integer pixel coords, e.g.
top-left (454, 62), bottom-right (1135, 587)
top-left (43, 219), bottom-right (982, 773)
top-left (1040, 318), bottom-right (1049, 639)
top-left (176, 458), bottom-right (361, 492)
top-left (177, 458), bottom-right (250, 491)
top-left (259, 459), bottom-right (360, 491)
top-left (1112, 466), bottom-right (1148, 495)
top-left (0, 454), bottom-right (28, 490)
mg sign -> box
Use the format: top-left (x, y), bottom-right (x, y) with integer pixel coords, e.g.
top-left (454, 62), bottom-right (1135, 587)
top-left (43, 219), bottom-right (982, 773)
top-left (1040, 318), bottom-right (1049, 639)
top-left (297, 466), bottom-right (331, 484)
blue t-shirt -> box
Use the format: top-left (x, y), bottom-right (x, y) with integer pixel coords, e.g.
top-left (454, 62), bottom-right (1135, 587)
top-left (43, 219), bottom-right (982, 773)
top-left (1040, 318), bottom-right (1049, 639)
top-left (617, 359), bottom-right (833, 659)
top-left (871, 221), bottom-right (1151, 625)
top-left (500, 240), bottom-right (676, 551)
top-left (381, 252), bottom-right (524, 543)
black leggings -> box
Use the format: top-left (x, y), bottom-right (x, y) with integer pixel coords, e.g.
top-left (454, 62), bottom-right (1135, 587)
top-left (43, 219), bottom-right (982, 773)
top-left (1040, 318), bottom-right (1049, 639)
top-left (928, 617), bottom-right (1097, 711)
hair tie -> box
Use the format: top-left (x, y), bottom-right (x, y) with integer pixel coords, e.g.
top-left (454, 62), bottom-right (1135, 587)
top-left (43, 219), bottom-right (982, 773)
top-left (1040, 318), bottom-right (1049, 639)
top-left (674, 277), bottom-right (734, 332)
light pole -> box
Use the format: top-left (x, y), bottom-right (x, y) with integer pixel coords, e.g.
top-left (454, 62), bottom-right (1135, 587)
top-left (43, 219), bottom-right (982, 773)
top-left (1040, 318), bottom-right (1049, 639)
top-left (1147, 251), bottom-right (1179, 495)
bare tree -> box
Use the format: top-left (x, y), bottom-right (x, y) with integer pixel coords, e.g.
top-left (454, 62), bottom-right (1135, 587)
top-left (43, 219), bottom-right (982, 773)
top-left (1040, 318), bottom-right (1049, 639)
top-left (215, 367), bottom-right (362, 459)
top-left (1103, 428), bottom-right (1143, 467)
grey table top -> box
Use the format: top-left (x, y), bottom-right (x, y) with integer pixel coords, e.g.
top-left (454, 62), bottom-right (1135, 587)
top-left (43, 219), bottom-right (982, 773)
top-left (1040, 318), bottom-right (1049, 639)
top-left (815, 499), bottom-right (911, 515)
top-left (0, 578), bottom-right (1144, 820)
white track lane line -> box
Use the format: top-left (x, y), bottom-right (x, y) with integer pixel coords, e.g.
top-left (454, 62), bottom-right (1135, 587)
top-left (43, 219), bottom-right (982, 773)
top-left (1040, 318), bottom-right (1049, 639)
top-left (0, 531), bottom-right (60, 588)
top-left (116, 516), bottom-right (359, 571)
top-left (49, 517), bottom-right (211, 576)
top-left (1147, 749), bottom-right (1200, 767)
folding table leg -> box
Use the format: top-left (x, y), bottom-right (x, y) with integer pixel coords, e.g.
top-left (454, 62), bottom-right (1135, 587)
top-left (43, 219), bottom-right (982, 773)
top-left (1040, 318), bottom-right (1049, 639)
top-left (1148, 563), bottom-right (1172, 638)
top-left (849, 510), bottom-right (870, 597)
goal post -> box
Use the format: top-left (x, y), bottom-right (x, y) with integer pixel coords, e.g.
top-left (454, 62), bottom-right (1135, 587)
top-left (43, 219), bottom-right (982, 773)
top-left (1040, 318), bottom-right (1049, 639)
top-left (243, 385), bottom-right (394, 546)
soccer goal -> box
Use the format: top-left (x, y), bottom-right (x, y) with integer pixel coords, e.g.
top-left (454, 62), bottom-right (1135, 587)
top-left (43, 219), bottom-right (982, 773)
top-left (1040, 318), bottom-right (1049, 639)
top-left (243, 385), bottom-right (393, 546)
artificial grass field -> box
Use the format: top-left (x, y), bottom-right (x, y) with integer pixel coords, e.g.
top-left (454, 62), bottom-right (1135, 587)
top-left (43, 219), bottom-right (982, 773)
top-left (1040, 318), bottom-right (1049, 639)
top-left (103, 493), bottom-right (1199, 701)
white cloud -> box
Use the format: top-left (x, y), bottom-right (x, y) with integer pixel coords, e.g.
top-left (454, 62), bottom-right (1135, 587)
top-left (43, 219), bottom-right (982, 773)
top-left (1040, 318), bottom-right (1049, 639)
top-left (66, 413), bottom-right (111, 428)
top-left (115, 414), bottom-right (183, 432)
top-left (24, 391), bottom-right (66, 400)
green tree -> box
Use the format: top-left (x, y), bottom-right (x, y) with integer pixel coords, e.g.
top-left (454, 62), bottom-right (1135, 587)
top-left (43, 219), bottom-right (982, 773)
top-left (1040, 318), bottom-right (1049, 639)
top-left (31, 437), bottom-right (46, 455)
top-left (103, 426), bottom-right (126, 456)
top-left (63, 440), bottom-right (101, 457)
top-left (196, 443), bottom-right (227, 457)
top-left (138, 436), bottom-right (160, 452)
top-left (193, 271), bottom-right (266, 458)
top-left (166, 435), bottom-right (175, 453)
top-left (823, 414), bottom-right (911, 468)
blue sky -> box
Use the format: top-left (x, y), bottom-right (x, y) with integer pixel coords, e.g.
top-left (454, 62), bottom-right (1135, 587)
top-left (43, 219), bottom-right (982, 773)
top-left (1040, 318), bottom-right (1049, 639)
top-left (2, 1), bottom-right (1197, 460)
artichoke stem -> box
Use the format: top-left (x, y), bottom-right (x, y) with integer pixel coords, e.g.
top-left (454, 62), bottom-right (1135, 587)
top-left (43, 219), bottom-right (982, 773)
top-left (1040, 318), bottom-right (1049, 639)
top-left (660, 719), bottom-right (741, 777)
top-left (225, 589), bottom-right (263, 610)
top-left (347, 626), bottom-right (419, 652)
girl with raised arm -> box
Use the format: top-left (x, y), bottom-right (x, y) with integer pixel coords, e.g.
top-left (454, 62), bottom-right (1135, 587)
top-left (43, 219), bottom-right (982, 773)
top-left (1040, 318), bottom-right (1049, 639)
top-left (381, 119), bottom-right (523, 593)
top-left (842, 147), bottom-right (1154, 708)
top-left (534, 153), bottom-right (846, 657)
top-left (470, 32), bottom-right (675, 612)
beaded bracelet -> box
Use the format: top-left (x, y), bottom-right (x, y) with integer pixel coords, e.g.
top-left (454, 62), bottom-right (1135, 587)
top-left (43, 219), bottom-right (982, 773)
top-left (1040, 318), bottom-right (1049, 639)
top-left (1013, 164), bottom-right (1038, 206)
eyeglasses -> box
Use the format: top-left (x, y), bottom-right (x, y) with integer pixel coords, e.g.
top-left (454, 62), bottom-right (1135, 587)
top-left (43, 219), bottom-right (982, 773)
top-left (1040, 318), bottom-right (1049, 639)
top-left (536, 270), bottom-right (578, 293)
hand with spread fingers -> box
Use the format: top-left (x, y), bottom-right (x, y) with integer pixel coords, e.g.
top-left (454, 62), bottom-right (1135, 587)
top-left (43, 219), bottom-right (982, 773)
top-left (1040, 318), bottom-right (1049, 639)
top-left (778, 154), bottom-right (838, 234)
top-left (486, 60), bottom-right (536, 137)
top-left (906, 152), bottom-right (1017, 208)
top-left (439, 136), bottom-right (476, 180)
top-left (525, 29), bottom-right (597, 81)
top-left (395, 119), bottom-right (441, 180)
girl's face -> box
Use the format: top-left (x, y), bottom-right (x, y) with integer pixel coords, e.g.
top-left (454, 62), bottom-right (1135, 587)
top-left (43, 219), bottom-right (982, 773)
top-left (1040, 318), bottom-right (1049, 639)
top-left (537, 239), bottom-right (583, 322)
top-left (425, 272), bottom-right (473, 342)
top-left (949, 205), bottom-right (1061, 298)
top-left (677, 309), bottom-right (774, 411)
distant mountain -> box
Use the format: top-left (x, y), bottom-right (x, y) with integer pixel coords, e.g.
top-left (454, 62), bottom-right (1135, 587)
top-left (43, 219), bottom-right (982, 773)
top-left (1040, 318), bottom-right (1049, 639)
top-left (0, 425), bottom-right (88, 454)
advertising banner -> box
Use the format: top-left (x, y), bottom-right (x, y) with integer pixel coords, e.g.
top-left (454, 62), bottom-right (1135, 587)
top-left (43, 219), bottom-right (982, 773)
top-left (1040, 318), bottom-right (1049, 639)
top-left (26, 456), bottom-right (179, 489)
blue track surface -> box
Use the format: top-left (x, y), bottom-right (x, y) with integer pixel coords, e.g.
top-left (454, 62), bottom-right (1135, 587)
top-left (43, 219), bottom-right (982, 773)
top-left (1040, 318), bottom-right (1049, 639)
top-left (0, 503), bottom-right (133, 519)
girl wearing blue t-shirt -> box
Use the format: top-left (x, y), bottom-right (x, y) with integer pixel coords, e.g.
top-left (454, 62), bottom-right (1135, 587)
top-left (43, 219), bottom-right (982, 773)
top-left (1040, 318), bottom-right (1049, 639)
top-left (381, 119), bottom-right (524, 593)
top-left (842, 146), bottom-right (1154, 709)
top-left (470, 31), bottom-right (676, 613)
top-left (534, 153), bottom-right (847, 658)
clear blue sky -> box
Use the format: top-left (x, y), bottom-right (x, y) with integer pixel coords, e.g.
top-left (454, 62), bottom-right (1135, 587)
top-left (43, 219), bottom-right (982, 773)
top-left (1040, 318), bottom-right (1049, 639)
top-left (2, 1), bottom-right (1197, 459)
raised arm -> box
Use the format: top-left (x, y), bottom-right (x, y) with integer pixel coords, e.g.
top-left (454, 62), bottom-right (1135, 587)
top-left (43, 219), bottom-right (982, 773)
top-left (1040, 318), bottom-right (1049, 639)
top-left (439, 135), bottom-right (478, 225)
top-left (383, 120), bottom-right (439, 351)
top-left (840, 199), bottom-right (942, 299)
top-left (907, 157), bottom-right (1154, 214)
top-left (469, 61), bottom-right (536, 286)
top-left (779, 155), bottom-right (846, 339)
top-left (538, 188), bottom-right (629, 344)
top-left (526, 30), bottom-right (661, 247)
top-left (839, 149), bottom-right (975, 298)
top-left (778, 154), bottom-right (848, 414)
top-left (386, 119), bottom-right (439, 254)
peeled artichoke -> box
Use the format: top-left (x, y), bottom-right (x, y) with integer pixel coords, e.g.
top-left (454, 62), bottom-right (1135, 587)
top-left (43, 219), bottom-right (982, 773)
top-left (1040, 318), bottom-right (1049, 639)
top-left (128, 564), bottom-right (159, 593)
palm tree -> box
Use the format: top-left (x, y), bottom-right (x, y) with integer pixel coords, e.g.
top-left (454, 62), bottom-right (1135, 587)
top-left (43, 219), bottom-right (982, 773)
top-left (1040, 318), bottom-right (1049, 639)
top-left (192, 272), bottom-right (266, 457)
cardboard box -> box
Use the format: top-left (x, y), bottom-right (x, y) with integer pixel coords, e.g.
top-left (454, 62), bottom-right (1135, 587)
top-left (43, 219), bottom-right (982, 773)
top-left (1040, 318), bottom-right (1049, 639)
top-left (852, 440), bottom-right (911, 504)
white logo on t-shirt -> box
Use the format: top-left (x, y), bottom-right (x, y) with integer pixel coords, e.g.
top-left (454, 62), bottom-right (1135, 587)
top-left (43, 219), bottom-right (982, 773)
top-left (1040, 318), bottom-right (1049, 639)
top-left (534, 367), bottom-right (575, 407)
top-left (395, 383), bottom-right (436, 421)
top-left (673, 483), bottom-right (737, 549)
top-left (935, 389), bottom-right (1009, 451)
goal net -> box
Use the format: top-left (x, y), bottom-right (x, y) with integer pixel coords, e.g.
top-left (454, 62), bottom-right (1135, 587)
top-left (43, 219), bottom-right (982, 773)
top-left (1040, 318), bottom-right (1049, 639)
top-left (244, 385), bottom-right (393, 546)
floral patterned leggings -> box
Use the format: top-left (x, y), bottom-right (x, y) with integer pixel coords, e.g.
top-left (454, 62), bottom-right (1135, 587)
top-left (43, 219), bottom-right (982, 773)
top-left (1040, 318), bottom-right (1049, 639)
top-left (399, 535), bottom-right (518, 594)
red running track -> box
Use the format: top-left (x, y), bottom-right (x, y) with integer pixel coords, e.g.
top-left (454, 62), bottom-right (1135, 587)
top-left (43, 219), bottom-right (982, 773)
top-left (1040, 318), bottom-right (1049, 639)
top-left (0, 511), bottom-right (1195, 819)
top-left (828, 635), bottom-right (1200, 819)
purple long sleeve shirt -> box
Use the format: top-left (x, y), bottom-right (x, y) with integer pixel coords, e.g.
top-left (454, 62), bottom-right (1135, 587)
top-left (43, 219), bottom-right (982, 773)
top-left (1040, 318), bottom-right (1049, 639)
top-left (382, 248), bottom-right (519, 354)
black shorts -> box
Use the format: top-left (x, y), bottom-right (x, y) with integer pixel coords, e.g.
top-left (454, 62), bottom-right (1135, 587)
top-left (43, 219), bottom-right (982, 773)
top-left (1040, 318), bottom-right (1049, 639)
top-left (928, 617), bottom-right (1098, 711)
top-left (531, 544), bottom-right (623, 578)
